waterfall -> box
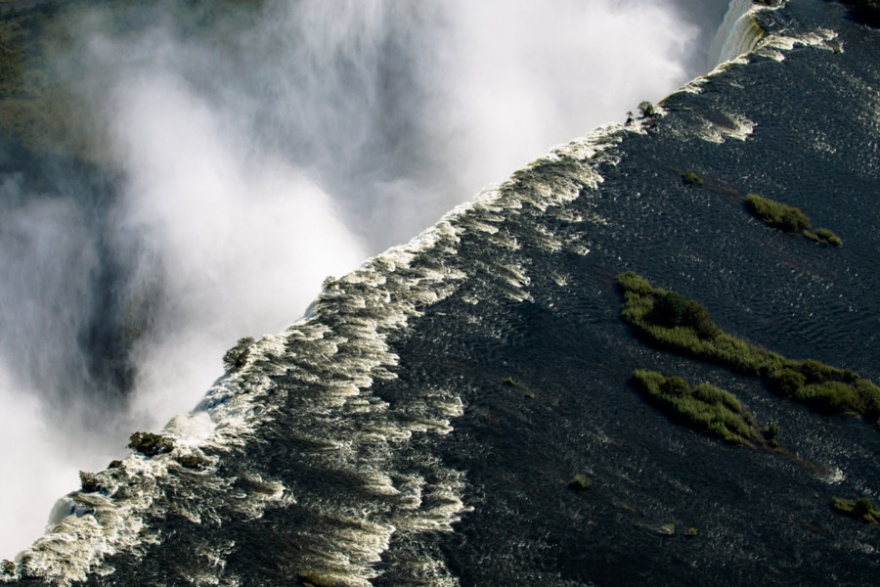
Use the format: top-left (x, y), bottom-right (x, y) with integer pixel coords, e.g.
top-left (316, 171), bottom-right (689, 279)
top-left (707, 0), bottom-right (765, 68)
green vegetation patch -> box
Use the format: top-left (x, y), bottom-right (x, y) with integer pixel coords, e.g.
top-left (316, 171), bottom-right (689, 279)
top-left (681, 170), bottom-right (704, 186)
top-left (223, 336), bottom-right (255, 372)
top-left (617, 272), bottom-right (880, 424)
top-left (569, 473), bottom-right (593, 491)
top-left (804, 227), bottom-right (843, 246)
top-left (745, 193), bottom-right (811, 232)
top-left (831, 496), bottom-right (880, 525)
top-left (745, 193), bottom-right (841, 246)
top-left (178, 453), bottom-right (210, 470)
top-left (638, 100), bottom-right (658, 119)
top-left (630, 370), bottom-right (769, 447)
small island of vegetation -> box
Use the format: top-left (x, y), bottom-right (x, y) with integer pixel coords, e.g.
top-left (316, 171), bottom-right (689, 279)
top-left (630, 370), bottom-right (776, 448)
top-left (744, 193), bottom-right (841, 246)
top-left (617, 272), bottom-right (880, 425)
top-left (831, 496), bottom-right (880, 525)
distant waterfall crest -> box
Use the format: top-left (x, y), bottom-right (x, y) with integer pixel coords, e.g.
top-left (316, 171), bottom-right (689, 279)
top-left (708, 0), bottom-right (765, 67)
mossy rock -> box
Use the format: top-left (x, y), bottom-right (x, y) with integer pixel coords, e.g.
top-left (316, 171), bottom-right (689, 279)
top-left (569, 473), bottom-right (593, 492)
top-left (681, 170), bottom-right (704, 186)
top-left (79, 471), bottom-right (102, 493)
top-left (128, 431), bottom-right (175, 457)
top-left (178, 453), bottom-right (210, 470)
top-left (2, 559), bottom-right (16, 576)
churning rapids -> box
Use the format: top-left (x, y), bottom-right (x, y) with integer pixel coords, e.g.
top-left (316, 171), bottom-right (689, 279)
top-left (2, 0), bottom-right (880, 585)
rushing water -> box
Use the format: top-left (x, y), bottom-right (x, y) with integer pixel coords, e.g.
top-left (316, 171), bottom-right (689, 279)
top-left (5, 0), bottom-right (880, 585)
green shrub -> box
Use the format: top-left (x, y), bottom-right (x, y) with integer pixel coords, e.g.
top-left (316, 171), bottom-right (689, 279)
top-left (832, 496), bottom-right (880, 525)
top-left (745, 193), bottom-right (811, 232)
top-left (638, 101), bottom-right (657, 118)
top-left (805, 227), bottom-right (842, 246)
top-left (799, 358), bottom-right (844, 383)
top-left (617, 271), bottom-right (653, 295)
top-left (856, 379), bottom-right (880, 419)
top-left (767, 368), bottom-right (806, 397)
top-left (762, 422), bottom-right (781, 447)
top-left (128, 432), bottom-right (175, 457)
top-left (222, 336), bottom-right (255, 372)
top-left (744, 194), bottom-right (842, 246)
top-left (796, 381), bottom-right (861, 415)
top-left (816, 228), bottom-right (842, 246)
top-left (650, 291), bottom-right (689, 328)
top-left (630, 370), bottom-right (766, 447)
top-left (617, 272), bottom-right (880, 426)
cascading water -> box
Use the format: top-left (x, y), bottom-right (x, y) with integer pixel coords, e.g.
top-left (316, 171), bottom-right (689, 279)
top-left (707, 0), bottom-right (767, 67)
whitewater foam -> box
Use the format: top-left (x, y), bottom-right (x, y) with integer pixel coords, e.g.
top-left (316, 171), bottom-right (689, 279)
top-left (707, 0), bottom-right (767, 67)
top-left (754, 27), bottom-right (841, 61)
